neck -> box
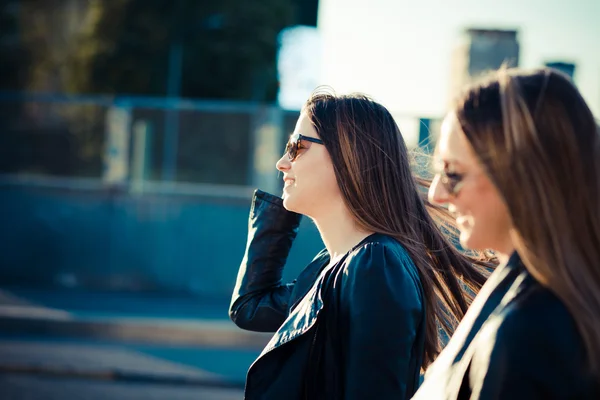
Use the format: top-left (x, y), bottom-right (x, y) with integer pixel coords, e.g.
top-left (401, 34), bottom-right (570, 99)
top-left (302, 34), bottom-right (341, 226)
top-left (312, 202), bottom-right (374, 260)
top-left (493, 236), bottom-right (516, 265)
top-left (494, 251), bottom-right (512, 265)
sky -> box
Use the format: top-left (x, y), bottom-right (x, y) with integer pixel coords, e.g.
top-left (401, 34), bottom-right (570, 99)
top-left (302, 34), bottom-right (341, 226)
top-left (316, 0), bottom-right (600, 125)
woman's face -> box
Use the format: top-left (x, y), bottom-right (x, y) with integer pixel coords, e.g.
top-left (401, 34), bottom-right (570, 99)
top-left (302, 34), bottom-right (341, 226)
top-left (429, 113), bottom-right (513, 255)
top-left (276, 112), bottom-right (343, 219)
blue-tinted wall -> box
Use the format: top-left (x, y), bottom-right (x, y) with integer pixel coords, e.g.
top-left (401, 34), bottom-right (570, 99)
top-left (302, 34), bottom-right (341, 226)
top-left (0, 178), bottom-right (324, 299)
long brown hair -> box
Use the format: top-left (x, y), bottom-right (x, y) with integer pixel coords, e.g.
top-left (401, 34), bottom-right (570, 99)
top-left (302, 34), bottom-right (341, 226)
top-left (453, 67), bottom-right (600, 376)
top-left (302, 89), bottom-right (492, 368)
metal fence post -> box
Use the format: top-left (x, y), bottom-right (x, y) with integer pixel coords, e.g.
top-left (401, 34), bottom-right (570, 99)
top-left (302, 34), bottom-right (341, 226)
top-left (130, 120), bottom-right (152, 193)
top-left (103, 106), bottom-right (132, 185)
top-left (249, 105), bottom-right (284, 194)
top-left (162, 106), bottom-right (180, 182)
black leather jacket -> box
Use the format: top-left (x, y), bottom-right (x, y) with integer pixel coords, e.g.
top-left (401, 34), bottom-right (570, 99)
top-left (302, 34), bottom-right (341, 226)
top-left (412, 252), bottom-right (600, 399)
top-left (230, 190), bottom-right (426, 400)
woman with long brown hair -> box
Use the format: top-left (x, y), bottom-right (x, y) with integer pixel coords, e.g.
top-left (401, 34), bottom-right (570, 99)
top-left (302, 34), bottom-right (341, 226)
top-left (230, 89), bottom-right (490, 399)
top-left (413, 68), bottom-right (600, 399)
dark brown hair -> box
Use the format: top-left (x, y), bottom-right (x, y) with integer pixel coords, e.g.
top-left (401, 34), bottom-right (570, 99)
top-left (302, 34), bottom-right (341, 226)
top-left (302, 89), bottom-right (492, 368)
top-left (453, 67), bottom-right (600, 376)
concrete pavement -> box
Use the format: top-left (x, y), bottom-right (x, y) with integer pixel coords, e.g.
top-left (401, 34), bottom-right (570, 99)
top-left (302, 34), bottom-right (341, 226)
top-left (0, 286), bottom-right (271, 349)
top-left (1, 373), bottom-right (244, 399)
top-left (0, 286), bottom-right (268, 396)
top-left (0, 336), bottom-right (256, 387)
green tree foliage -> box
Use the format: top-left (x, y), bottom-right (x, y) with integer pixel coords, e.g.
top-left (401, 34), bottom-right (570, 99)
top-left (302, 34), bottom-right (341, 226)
top-left (0, 1), bottom-right (26, 91)
top-left (0, 0), bottom-right (304, 181)
top-left (67, 0), bottom-right (295, 101)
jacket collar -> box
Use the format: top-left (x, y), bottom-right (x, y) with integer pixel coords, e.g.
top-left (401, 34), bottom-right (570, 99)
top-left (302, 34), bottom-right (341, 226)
top-left (258, 263), bottom-right (331, 357)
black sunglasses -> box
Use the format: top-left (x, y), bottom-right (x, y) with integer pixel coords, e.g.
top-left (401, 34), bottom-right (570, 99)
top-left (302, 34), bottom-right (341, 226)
top-left (284, 133), bottom-right (324, 162)
top-left (439, 170), bottom-right (466, 196)
top-left (435, 161), bottom-right (466, 196)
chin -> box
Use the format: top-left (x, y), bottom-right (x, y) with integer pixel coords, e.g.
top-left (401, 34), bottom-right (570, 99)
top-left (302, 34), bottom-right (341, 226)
top-left (460, 230), bottom-right (489, 252)
top-left (459, 229), bottom-right (476, 249)
top-left (282, 196), bottom-right (298, 213)
top-left (283, 194), bottom-right (314, 217)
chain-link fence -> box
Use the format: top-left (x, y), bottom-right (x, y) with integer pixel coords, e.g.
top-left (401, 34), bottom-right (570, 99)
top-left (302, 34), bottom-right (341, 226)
top-left (0, 92), bottom-right (441, 296)
top-left (0, 92), bottom-right (440, 188)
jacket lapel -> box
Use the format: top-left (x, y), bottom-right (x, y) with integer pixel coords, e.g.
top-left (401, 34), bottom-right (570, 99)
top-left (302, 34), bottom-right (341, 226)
top-left (259, 279), bottom-right (324, 356)
top-left (462, 270), bottom-right (531, 392)
top-left (255, 257), bottom-right (345, 361)
top-left (414, 253), bottom-right (525, 399)
top-left (445, 261), bottom-right (530, 399)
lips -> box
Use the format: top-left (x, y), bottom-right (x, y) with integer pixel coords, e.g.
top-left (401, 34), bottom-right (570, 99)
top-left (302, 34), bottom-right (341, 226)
top-left (283, 178), bottom-right (295, 187)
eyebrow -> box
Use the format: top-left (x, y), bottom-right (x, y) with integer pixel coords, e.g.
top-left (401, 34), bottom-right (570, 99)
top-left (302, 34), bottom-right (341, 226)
top-left (433, 155), bottom-right (461, 164)
top-left (432, 157), bottom-right (467, 172)
top-left (442, 158), bottom-right (463, 166)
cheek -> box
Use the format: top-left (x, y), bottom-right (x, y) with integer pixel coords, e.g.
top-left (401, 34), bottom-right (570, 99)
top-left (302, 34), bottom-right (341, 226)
top-left (474, 182), bottom-right (509, 224)
top-left (461, 181), bottom-right (512, 247)
top-left (303, 164), bottom-right (339, 201)
top-left (473, 194), bottom-right (510, 230)
top-left (284, 160), bottom-right (341, 213)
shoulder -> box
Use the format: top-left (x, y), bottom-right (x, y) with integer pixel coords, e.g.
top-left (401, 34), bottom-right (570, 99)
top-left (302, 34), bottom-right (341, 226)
top-left (334, 235), bottom-right (424, 336)
top-left (493, 280), bottom-right (583, 354)
top-left (472, 275), bottom-right (589, 386)
top-left (345, 234), bottom-right (418, 274)
top-left (340, 234), bottom-right (422, 302)
top-left (351, 233), bottom-right (413, 258)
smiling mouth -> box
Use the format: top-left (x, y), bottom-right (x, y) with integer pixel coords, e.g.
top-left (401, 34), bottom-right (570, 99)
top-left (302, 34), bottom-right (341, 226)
top-left (456, 215), bottom-right (473, 228)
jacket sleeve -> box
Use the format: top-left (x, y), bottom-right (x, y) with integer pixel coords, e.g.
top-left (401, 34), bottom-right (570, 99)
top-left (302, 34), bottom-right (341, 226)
top-left (229, 190), bottom-right (302, 332)
top-left (340, 242), bottom-right (424, 400)
top-left (468, 291), bottom-right (592, 400)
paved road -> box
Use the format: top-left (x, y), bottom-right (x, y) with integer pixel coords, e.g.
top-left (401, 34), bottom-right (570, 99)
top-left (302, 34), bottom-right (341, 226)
top-left (0, 373), bottom-right (244, 400)
top-left (0, 287), bottom-right (266, 399)
top-left (0, 335), bottom-right (259, 400)
top-left (0, 335), bottom-right (259, 382)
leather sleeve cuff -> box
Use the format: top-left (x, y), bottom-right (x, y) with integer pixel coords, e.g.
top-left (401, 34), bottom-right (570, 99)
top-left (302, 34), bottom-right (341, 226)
top-left (250, 189), bottom-right (302, 231)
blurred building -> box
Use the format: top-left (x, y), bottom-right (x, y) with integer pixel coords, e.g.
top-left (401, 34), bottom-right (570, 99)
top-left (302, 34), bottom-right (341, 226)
top-left (277, 0), bottom-right (321, 110)
top-left (277, 26), bottom-right (322, 110)
top-left (545, 61), bottom-right (576, 79)
top-left (449, 28), bottom-right (520, 103)
top-left (293, 0), bottom-right (319, 26)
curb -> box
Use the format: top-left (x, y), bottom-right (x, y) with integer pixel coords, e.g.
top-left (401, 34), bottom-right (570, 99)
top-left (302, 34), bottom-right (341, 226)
top-left (0, 363), bottom-right (246, 389)
top-left (0, 313), bottom-right (271, 350)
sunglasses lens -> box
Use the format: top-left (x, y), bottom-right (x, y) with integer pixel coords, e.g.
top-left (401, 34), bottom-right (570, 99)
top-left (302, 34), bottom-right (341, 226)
top-left (441, 174), bottom-right (462, 195)
top-left (286, 138), bottom-right (299, 161)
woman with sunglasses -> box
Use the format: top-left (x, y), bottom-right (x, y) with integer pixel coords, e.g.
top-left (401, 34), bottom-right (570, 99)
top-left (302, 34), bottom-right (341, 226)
top-left (412, 68), bottom-right (600, 399)
top-left (230, 90), bottom-right (492, 399)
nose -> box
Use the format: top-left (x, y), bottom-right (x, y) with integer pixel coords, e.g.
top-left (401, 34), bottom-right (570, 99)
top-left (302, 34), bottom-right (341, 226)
top-left (428, 174), bottom-right (450, 205)
top-left (276, 154), bottom-right (291, 172)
